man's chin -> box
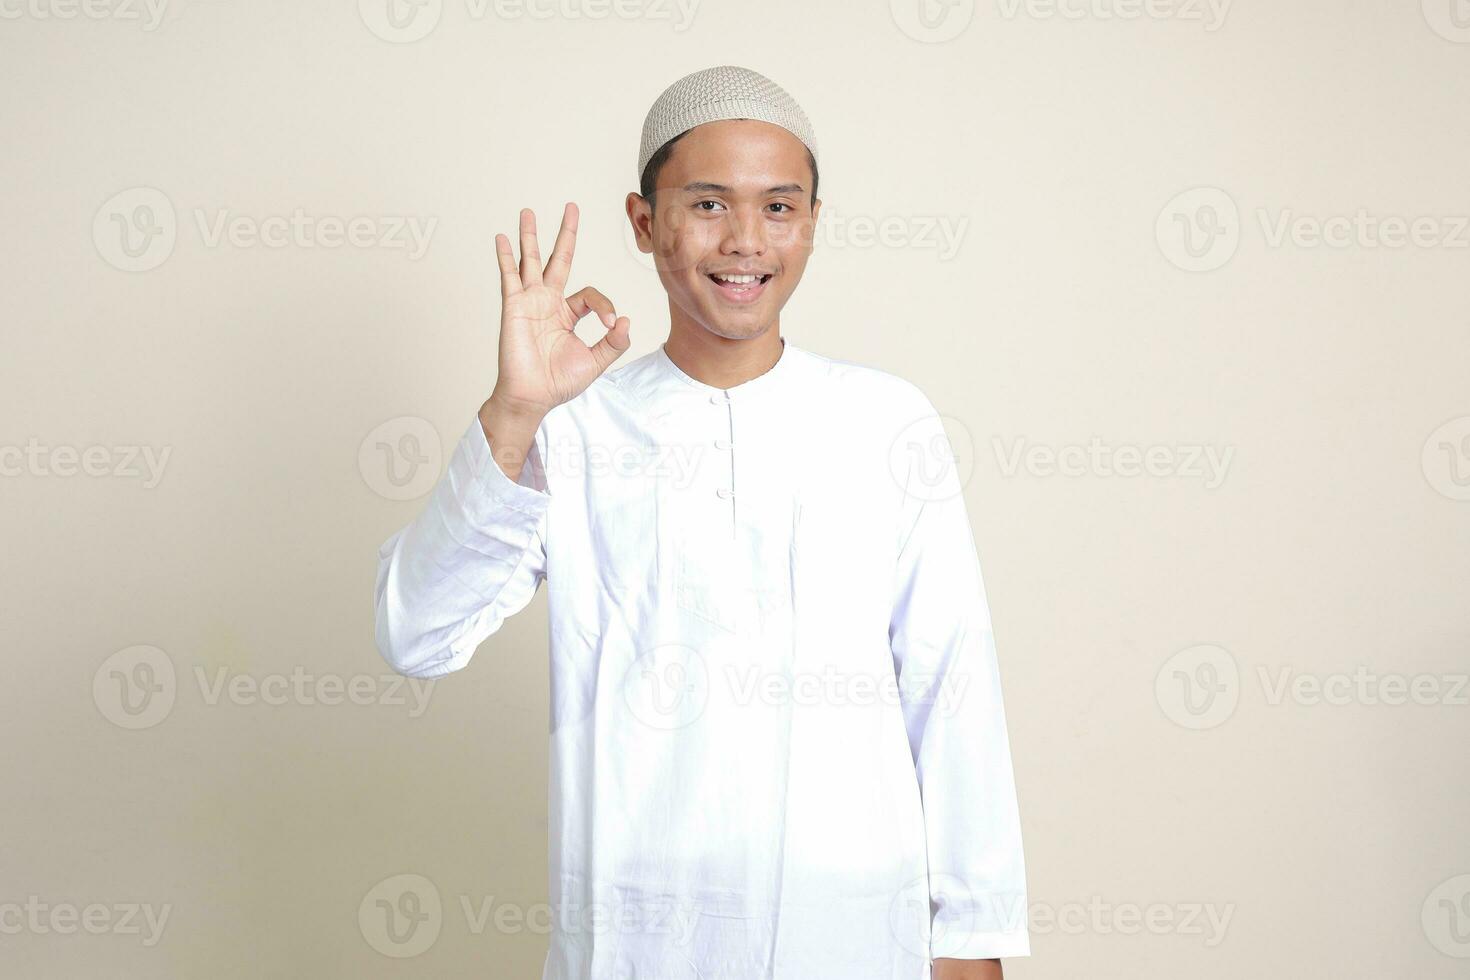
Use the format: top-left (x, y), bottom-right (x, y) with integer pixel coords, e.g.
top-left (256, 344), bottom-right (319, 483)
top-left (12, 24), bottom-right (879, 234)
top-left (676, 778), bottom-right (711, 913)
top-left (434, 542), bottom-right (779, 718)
top-left (697, 316), bottom-right (776, 342)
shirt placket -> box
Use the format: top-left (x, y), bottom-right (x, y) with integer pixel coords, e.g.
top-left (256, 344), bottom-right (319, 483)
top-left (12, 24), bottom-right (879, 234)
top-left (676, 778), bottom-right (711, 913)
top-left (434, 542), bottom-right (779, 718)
top-left (665, 382), bottom-right (792, 641)
top-left (665, 390), bottom-right (737, 536)
top-left (709, 388), bottom-right (737, 537)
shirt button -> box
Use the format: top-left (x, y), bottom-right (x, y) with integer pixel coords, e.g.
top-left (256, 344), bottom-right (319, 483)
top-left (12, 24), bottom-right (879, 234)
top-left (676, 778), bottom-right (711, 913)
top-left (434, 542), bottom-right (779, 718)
top-left (715, 488), bottom-right (734, 499)
top-left (709, 395), bottom-right (724, 405)
top-left (714, 438), bottom-right (732, 450)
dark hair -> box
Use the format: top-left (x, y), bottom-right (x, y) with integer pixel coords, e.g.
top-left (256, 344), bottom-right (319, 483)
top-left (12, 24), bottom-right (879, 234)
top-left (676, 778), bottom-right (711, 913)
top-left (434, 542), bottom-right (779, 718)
top-left (639, 127), bottom-right (819, 213)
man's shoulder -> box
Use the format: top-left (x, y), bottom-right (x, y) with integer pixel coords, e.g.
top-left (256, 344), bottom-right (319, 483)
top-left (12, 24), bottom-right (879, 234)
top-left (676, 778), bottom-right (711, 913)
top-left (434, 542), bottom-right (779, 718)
top-left (792, 344), bottom-right (937, 417)
top-left (538, 347), bottom-right (663, 427)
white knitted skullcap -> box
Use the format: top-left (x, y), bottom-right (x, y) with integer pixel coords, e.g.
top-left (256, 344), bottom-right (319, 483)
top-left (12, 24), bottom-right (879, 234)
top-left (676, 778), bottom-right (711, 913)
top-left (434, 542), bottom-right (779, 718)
top-left (637, 65), bottom-right (819, 186)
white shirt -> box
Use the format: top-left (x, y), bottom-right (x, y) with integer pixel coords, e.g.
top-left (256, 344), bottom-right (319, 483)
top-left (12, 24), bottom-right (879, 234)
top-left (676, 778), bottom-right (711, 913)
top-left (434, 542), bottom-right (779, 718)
top-left (374, 338), bottom-right (1030, 979)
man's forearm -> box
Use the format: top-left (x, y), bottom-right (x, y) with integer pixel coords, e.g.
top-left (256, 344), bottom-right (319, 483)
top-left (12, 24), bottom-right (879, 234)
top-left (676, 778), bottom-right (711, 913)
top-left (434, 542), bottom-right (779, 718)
top-left (932, 958), bottom-right (1003, 980)
top-left (478, 390), bottom-right (547, 481)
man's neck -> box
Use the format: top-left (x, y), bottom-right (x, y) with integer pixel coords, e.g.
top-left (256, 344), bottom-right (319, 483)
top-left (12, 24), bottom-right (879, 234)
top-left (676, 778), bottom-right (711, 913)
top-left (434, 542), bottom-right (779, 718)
top-left (662, 318), bottom-right (786, 391)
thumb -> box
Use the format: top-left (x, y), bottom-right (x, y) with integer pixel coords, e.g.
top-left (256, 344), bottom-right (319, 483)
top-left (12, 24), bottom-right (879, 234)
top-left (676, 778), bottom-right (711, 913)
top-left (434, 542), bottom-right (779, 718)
top-left (586, 316), bottom-right (632, 375)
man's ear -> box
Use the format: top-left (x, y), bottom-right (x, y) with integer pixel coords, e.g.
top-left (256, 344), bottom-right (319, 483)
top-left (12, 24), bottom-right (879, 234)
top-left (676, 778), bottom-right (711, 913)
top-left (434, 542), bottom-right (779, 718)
top-left (625, 192), bottom-right (653, 254)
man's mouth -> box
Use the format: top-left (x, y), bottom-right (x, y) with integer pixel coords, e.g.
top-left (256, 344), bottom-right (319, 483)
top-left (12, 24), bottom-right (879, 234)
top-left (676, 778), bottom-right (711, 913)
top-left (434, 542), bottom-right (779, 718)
top-left (706, 272), bottom-right (773, 303)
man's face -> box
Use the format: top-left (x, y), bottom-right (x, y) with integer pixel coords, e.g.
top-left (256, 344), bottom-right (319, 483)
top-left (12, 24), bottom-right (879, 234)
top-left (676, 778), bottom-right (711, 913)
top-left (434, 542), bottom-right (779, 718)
top-left (627, 119), bottom-right (821, 341)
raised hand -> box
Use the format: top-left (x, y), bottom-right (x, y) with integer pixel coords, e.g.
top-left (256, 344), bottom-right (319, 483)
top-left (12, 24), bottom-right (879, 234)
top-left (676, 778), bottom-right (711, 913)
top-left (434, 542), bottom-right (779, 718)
top-left (492, 203), bottom-right (632, 415)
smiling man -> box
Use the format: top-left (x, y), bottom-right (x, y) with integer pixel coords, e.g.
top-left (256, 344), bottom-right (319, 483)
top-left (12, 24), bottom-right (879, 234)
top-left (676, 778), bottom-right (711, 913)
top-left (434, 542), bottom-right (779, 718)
top-left (374, 65), bottom-right (1030, 980)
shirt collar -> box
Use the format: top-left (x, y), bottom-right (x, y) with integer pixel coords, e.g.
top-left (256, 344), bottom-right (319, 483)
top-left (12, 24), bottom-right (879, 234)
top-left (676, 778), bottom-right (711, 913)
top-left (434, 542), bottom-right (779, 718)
top-left (654, 336), bottom-right (799, 402)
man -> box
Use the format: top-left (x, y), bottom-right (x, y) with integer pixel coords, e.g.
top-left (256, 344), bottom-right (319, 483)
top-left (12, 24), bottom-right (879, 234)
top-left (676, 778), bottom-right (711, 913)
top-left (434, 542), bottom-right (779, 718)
top-left (374, 65), bottom-right (1030, 980)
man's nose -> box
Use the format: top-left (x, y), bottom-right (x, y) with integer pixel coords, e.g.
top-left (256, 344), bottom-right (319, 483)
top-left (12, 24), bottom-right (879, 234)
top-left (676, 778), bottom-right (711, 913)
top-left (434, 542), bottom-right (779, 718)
top-left (719, 209), bottom-right (767, 254)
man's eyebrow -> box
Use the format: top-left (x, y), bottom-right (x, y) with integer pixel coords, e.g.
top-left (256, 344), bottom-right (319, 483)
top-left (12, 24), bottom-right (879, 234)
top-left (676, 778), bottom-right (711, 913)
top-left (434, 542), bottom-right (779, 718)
top-left (681, 181), bottom-right (806, 195)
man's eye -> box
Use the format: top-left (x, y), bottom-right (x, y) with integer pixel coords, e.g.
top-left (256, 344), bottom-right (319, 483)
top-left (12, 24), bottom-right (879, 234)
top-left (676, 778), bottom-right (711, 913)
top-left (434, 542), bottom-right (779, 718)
top-left (769, 203), bottom-right (793, 213)
top-left (695, 201), bottom-right (724, 212)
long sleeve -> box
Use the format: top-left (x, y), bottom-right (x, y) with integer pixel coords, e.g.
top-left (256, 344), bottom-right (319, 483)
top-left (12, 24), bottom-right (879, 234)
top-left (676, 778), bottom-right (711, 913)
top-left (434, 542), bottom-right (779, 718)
top-left (374, 415), bottom-right (552, 679)
top-left (887, 396), bottom-right (1031, 961)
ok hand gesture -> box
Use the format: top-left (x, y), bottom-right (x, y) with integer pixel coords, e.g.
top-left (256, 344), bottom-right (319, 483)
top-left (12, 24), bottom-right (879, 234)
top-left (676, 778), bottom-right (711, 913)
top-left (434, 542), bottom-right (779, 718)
top-left (492, 203), bottom-right (632, 414)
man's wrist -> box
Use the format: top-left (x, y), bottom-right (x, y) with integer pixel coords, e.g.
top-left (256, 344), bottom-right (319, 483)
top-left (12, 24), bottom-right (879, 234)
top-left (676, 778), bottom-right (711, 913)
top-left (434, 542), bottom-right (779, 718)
top-left (931, 957), bottom-right (1003, 980)
top-left (485, 387), bottom-right (551, 422)
top-left (479, 392), bottom-right (547, 481)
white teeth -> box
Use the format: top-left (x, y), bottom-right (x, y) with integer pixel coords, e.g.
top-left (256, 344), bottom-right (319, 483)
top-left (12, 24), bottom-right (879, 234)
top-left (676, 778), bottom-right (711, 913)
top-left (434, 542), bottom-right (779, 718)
top-left (713, 273), bottom-right (762, 284)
